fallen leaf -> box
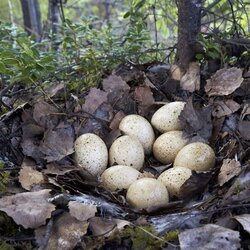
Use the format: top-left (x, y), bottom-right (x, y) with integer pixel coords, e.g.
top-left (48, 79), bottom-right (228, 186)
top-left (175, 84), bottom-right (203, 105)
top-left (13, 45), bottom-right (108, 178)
top-left (212, 100), bottom-right (241, 118)
top-left (81, 87), bottom-right (108, 114)
top-left (102, 74), bottom-right (130, 99)
top-left (43, 163), bottom-right (77, 175)
top-left (218, 159), bottom-right (241, 186)
top-left (47, 83), bottom-right (65, 97)
top-left (240, 102), bottom-right (250, 120)
top-left (205, 67), bottom-right (243, 96)
top-left (109, 111), bottom-right (126, 130)
top-left (234, 214), bottom-right (250, 234)
top-left (68, 201), bottom-right (97, 221)
top-left (180, 62), bottom-right (200, 92)
top-left (35, 212), bottom-right (88, 250)
top-left (179, 98), bottom-right (213, 142)
top-left (238, 121), bottom-right (250, 140)
top-left (33, 101), bottom-right (59, 129)
top-left (19, 159), bottom-right (45, 190)
top-left (134, 86), bottom-right (155, 117)
top-left (179, 171), bottom-right (212, 200)
top-left (170, 64), bottom-right (185, 81)
top-left (179, 224), bottom-right (240, 250)
top-left (39, 126), bottom-right (74, 162)
top-left (89, 217), bottom-right (116, 236)
top-left (0, 190), bottom-right (55, 229)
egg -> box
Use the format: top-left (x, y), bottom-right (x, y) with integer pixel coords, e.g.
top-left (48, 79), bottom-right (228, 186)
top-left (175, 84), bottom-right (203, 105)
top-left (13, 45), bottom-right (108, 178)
top-left (74, 133), bottom-right (108, 177)
top-left (151, 101), bottom-right (186, 133)
top-left (119, 114), bottom-right (155, 154)
top-left (153, 131), bottom-right (188, 164)
top-left (158, 167), bottom-right (192, 198)
top-left (109, 135), bottom-right (144, 170)
top-left (174, 142), bottom-right (216, 171)
top-left (126, 178), bottom-right (169, 210)
top-left (101, 165), bottom-right (140, 191)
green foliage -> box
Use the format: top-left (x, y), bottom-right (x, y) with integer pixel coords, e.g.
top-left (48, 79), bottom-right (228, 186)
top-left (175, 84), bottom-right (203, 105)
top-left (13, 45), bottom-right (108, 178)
top-left (0, 162), bottom-right (10, 192)
top-left (0, 241), bottom-right (14, 250)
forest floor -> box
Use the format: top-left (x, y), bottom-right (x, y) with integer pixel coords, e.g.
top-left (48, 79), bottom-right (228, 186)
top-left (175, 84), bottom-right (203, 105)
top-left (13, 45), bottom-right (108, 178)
top-left (0, 60), bottom-right (250, 250)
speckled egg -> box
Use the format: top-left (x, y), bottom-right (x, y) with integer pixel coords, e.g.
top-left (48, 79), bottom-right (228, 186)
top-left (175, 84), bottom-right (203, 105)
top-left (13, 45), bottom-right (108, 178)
top-left (119, 114), bottom-right (155, 154)
top-left (153, 131), bottom-right (188, 164)
top-left (151, 101), bottom-right (186, 133)
top-left (109, 135), bottom-right (144, 170)
top-left (126, 178), bottom-right (169, 210)
top-left (174, 142), bottom-right (216, 171)
top-left (74, 133), bottom-right (108, 177)
top-left (101, 165), bottom-right (140, 191)
top-left (158, 167), bottom-right (192, 198)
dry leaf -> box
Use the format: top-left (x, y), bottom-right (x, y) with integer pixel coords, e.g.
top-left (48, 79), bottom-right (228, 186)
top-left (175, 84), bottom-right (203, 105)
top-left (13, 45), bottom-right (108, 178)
top-left (43, 163), bottom-right (77, 175)
top-left (218, 159), bottom-right (241, 186)
top-left (19, 159), bottom-right (45, 190)
top-left (180, 62), bottom-right (200, 92)
top-left (134, 86), bottom-right (155, 117)
top-left (35, 212), bottom-right (88, 250)
top-left (89, 217), bottom-right (116, 236)
top-left (0, 189), bottom-right (55, 229)
top-left (170, 64), bottom-right (185, 80)
top-left (39, 126), bottom-right (74, 162)
top-left (33, 101), bottom-right (59, 129)
top-left (238, 121), bottom-right (250, 140)
top-left (212, 100), bottom-right (241, 118)
top-left (109, 111), bottom-right (126, 130)
top-left (179, 98), bottom-right (213, 142)
top-left (179, 224), bottom-right (240, 250)
top-left (205, 67), bottom-right (243, 96)
top-left (234, 214), bottom-right (250, 234)
top-left (81, 87), bottom-right (108, 114)
top-left (68, 201), bottom-right (97, 221)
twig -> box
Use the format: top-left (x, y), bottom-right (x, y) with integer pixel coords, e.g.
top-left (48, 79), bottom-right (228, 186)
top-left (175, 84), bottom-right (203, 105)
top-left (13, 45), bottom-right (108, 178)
top-left (38, 218), bottom-right (54, 250)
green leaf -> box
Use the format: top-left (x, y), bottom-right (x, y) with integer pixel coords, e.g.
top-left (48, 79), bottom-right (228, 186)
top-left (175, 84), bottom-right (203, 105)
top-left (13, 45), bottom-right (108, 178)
top-left (123, 11), bottom-right (131, 18)
top-left (0, 62), bottom-right (7, 73)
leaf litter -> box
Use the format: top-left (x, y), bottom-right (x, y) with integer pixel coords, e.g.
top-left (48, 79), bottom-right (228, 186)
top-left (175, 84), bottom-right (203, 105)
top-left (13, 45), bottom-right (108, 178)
top-left (0, 65), bottom-right (250, 249)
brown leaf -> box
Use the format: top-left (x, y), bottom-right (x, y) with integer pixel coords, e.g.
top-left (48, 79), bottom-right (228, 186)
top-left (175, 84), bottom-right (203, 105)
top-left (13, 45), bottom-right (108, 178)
top-left (35, 212), bottom-right (88, 250)
top-left (212, 100), bottom-right (241, 118)
top-left (180, 62), bottom-right (200, 92)
top-left (33, 101), bottom-right (59, 129)
top-left (0, 190), bottom-right (55, 229)
top-left (238, 120), bottom-right (250, 140)
top-left (179, 224), bottom-right (240, 250)
top-left (179, 171), bottom-right (212, 200)
top-left (134, 86), bottom-right (155, 117)
top-left (109, 111), bottom-right (126, 130)
top-left (89, 217), bottom-right (116, 236)
top-left (81, 87), bottom-right (108, 114)
top-left (205, 67), bottom-right (243, 96)
top-left (179, 98), bottom-right (213, 142)
top-left (68, 201), bottom-right (97, 221)
top-left (234, 214), bottom-right (250, 234)
top-left (218, 159), bottom-right (241, 186)
top-left (102, 74), bottom-right (130, 94)
top-left (39, 126), bottom-right (74, 162)
top-left (19, 159), bottom-right (45, 190)
top-left (43, 163), bottom-right (77, 175)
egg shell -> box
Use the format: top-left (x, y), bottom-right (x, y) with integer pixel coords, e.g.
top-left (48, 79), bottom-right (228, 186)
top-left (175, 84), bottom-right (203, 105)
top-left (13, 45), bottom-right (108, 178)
top-left (158, 167), bottom-right (192, 197)
top-left (126, 178), bottom-right (169, 210)
top-left (174, 142), bottom-right (216, 171)
top-left (151, 101), bottom-right (186, 133)
top-left (153, 131), bottom-right (188, 164)
top-left (109, 135), bottom-right (144, 170)
top-left (74, 133), bottom-right (108, 177)
top-left (119, 114), bottom-right (155, 154)
top-left (101, 165), bottom-right (140, 191)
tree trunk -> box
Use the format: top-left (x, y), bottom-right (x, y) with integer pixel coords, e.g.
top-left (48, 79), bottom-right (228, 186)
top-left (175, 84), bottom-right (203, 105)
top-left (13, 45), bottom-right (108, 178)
top-left (176, 0), bottom-right (202, 72)
top-left (20, 0), bottom-right (41, 41)
top-left (48, 0), bottom-right (61, 50)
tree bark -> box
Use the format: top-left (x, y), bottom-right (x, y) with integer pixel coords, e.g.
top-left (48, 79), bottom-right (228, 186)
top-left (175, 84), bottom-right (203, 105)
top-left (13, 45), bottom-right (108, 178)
top-left (20, 0), bottom-right (41, 41)
top-left (176, 0), bottom-right (202, 72)
top-left (47, 0), bottom-right (61, 50)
